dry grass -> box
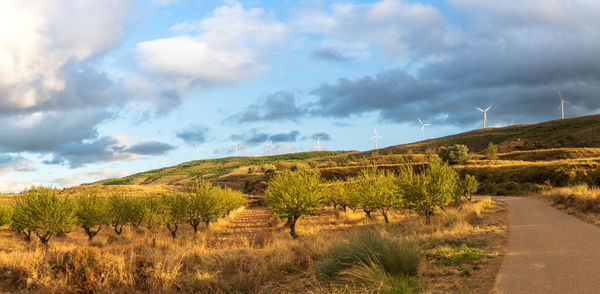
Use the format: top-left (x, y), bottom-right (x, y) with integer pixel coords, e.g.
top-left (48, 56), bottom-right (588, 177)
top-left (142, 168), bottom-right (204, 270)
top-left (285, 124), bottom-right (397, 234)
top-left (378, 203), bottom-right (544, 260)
top-left (0, 198), bottom-right (507, 293)
top-left (538, 184), bottom-right (600, 225)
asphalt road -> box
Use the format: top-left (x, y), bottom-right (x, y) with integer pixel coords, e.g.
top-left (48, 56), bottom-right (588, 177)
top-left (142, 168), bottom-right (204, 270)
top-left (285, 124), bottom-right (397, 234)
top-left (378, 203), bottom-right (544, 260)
top-left (493, 197), bottom-right (600, 294)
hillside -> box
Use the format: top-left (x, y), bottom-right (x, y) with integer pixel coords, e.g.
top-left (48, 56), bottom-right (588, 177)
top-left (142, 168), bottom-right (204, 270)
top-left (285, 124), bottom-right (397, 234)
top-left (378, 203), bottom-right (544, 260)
top-left (86, 114), bottom-right (600, 194)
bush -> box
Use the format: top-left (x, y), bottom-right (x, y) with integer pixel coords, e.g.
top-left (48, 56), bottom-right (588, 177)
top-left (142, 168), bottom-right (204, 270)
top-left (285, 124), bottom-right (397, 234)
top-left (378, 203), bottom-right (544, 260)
top-left (438, 145), bottom-right (470, 165)
top-left (74, 193), bottom-right (109, 241)
top-left (398, 156), bottom-right (460, 223)
top-left (11, 186), bottom-right (75, 245)
top-left (264, 168), bottom-right (324, 238)
top-left (349, 169), bottom-right (400, 223)
top-left (261, 164), bottom-right (277, 173)
top-left (484, 142), bottom-right (498, 160)
top-left (318, 228), bottom-right (420, 278)
top-left (290, 162), bottom-right (309, 171)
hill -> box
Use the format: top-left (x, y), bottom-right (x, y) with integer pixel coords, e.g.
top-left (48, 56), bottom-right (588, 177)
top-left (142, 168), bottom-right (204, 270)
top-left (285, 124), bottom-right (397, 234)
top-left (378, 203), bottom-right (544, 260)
top-left (85, 114), bottom-right (600, 195)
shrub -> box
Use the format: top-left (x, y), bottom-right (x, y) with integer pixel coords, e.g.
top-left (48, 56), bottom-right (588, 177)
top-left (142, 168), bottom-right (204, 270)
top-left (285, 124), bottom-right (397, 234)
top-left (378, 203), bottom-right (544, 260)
top-left (438, 144), bottom-right (470, 165)
top-left (0, 204), bottom-right (13, 226)
top-left (458, 174), bottom-right (479, 201)
top-left (349, 169), bottom-right (400, 223)
top-left (162, 192), bottom-right (188, 238)
top-left (11, 186), bottom-right (75, 245)
top-left (261, 164), bottom-right (277, 173)
top-left (290, 162), bottom-right (309, 171)
top-left (318, 228), bottom-right (420, 278)
top-left (264, 168), bottom-right (324, 238)
top-left (398, 156), bottom-right (460, 224)
top-left (74, 193), bottom-right (109, 241)
top-left (484, 142), bottom-right (499, 160)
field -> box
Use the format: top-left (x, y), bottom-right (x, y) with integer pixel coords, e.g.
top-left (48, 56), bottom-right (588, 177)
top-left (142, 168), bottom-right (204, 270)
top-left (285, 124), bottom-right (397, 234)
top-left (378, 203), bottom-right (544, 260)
top-left (3, 115), bottom-right (600, 293)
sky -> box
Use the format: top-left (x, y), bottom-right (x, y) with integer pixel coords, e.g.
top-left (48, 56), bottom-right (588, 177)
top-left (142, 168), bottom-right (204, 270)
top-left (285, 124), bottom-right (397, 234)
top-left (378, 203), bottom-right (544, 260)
top-left (1, 0), bottom-right (600, 192)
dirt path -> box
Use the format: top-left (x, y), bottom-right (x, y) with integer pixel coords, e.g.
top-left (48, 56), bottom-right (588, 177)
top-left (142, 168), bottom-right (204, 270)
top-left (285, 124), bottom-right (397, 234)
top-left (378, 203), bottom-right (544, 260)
top-left (493, 197), bottom-right (600, 293)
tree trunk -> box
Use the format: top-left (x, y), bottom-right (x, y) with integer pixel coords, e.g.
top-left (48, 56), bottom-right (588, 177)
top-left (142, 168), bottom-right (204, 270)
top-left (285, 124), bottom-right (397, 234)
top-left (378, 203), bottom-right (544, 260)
top-left (166, 223), bottom-right (178, 239)
top-left (22, 230), bottom-right (32, 242)
top-left (380, 209), bottom-right (389, 224)
top-left (152, 233), bottom-right (157, 248)
top-left (113, 224), bottom-right (123, 235)
top-left (342, 205), bottom-right (347, 213)
top-left (289, 216), bottom-right (299, 239)
top-left (464, 194), bottom-right (472, 201)
top-left (36, 231), bottom-right (53, 247)
top-left (84, 225), bottom-right (101, 241)
top-left (205, 220), bottom-right (210, 229)
top-left (284, 217), bottom-right (292, 228)
top-left (425, 210), bottom-right (433, 224)
top-left (191, 221), bottom-right (199, 239)
top-left (364, 209), bottom-right (372, 218)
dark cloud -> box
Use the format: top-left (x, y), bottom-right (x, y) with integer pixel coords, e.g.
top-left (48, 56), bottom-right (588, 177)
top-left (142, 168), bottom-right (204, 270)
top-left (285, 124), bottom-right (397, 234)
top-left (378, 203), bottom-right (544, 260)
top-left (0, 155), bottom-right (37, 174)
top-left (269, 131), bottom-right (300, 143)
top-left (311, 48), bottom-right (351, 63)
top-left (236, 91), bottom-right (303, 123)
top-left (176, 126), bottom-right (210, 145)
top-left (125, 142), bottom-right (175, 155)
top-left (44, 136), bottom-right (175, 168)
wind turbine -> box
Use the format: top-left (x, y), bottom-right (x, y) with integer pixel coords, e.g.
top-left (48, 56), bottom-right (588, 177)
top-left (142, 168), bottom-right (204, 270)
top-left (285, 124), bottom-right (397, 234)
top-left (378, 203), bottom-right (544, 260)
top-left (418, 118), bottom-right (431, 141)
top-left (371, 128), bottom-right (382, 150)
top-left (476, 106), bottom-right (491, 128)
top-left (162, 156), bottom-right (167, 168)
top-left (315, 135), bottom-right (322, 150)
top-left (266, 140), bottom-right (274, 156)
top-left (194, 144), bottom-right (203, 160)
top-left (232, 142), bottom-right (240, 157)
top-left (558, 91), bottom-right (569, 119)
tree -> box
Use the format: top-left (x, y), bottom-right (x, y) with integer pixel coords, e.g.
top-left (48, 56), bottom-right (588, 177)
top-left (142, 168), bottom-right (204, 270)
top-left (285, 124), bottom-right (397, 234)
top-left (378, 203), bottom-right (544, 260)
top-left (398, 157), bottom-right (459, 224)
top-left (350, 169), bottom-right (400, 223)
top-left (438, 145), bottom-right (470, 165)
top-left (459, 174), bottom-right (479, 201)
top-left (107, 195), bottom-right (129, 235)
top-left (485, 142), bottom-right (499, 160)
top-left (11, 186), bottom-right (75, 245)
top-left (74, 193), bottom-right (109, 241)
top-left (264, 168), bottom-right (324, 238)
top-left (0, 204), bottom-right (13, 227)
top-left (143, 197), bottom-right (169, 247)
top-left (326, 180), bottom-right (351, 212)
top-left (186, 181), bottom-right (212, 235)
top-left (162, 192), bottom-right (188, 238)
top-left (126, 197), bottom-right (145, 230)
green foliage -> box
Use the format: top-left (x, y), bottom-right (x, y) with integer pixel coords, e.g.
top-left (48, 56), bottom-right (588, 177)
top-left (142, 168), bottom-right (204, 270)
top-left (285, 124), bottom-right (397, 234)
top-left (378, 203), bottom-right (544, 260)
top-left (261, 164), bottom-right (277, 173)
top-left (484, 142), bottom-right (499, 160)
top-left (161, 192), bottom-right (188, 238)
top-left (459, 174), bottom-right (479, 201)
top-left (107, 195), bottom-right (129, 235)
top-left (126, 197), bottom-right (145, 229)
top-left (264, 168), bottom-right (324, 238)
top-left (398, 157), bottom-right (460, 223)
top-left (186, 181), bottom-right (247, 234)
top-left (325, 180), bottom-right (352, 212)
top-left (290, 162), bottom-right (309, 171)
top-left (318, 228), bottom-right (421, 278)
top-left (349, 169), bottom-right (400, 223)
top-left (0, 204), bottom-right (13, 226)
top-left (11, 186), bottom-right (75, 245)
top-left (438, 144), bottom-right (470, 165)
top-left (74, 193), bottom-right (109, 241)
top-left (143, 197), bottom-right (170, 247)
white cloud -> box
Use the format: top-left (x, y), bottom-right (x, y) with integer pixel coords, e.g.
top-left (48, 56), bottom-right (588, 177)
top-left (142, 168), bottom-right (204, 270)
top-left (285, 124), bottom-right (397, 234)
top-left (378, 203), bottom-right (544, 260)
top-left (292, 0), bottom-right (446, 60)
top-left (136, 1), bottom-right (286, 87)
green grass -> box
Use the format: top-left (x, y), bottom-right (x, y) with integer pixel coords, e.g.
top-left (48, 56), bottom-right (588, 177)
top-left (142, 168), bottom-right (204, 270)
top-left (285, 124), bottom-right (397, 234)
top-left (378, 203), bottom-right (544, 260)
top-left (429, 241), bottom-right (489, 266)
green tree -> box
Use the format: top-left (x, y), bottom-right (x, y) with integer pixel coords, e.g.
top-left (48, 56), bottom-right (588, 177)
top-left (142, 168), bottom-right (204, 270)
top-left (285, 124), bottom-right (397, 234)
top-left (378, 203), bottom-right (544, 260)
top-left (350, 169), bottom-right (400, 223)
top-left (326, 180), bottom-right (351, 212)
top-left (438, 145), bottom-right (470, 165)
top-left (11, 187), bottom-right (75, 245)
top-left (264, 168), bottom-right (324, 238)
top-left (0, 204), bottom-right (13, 227)
top-left (107, 195), bottom-right (129, 235)
top-left (398, 157), bottom-right (459, 224)
top-left (187, 181), bottom-right (213, 235)
top-left (162, 192), bottom-right (188, 238)
top-left (74, 193), bottom-right (109, 241)
top-left (459, 174), bottom-right (479, 201)
top-left (485, 142), bottom-right (499, 160)
top-left (143, 197), bottom-right (169, 247)
top-left (126, 197), bottom-right (145, 230)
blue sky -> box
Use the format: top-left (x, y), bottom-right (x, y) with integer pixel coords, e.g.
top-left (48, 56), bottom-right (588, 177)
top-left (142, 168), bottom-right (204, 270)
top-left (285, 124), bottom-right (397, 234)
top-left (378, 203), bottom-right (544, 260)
top-left (1, 0), bottom-right (600, 192)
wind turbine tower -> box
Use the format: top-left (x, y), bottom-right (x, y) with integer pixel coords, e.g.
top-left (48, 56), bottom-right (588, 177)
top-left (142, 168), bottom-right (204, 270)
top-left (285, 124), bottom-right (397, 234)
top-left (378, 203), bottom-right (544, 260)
top-left (476, 106), bottom-right (492, 128)
top-left (418, 118), bottom-right (431, 141)
top-left (371, 128), bottom-right (382, 150)
top-left (232, 142), bottom-right (240, 157)
top-left (266, 140), bottom-right (274, 156)
top-left (558, 91), bottom-right (569, 119)
top-left (162, 156), bottom-right (167, 168)
top-left (315, 135), bottom-right (322, 150)
top-left (194, 144), bottom-right (203, 160)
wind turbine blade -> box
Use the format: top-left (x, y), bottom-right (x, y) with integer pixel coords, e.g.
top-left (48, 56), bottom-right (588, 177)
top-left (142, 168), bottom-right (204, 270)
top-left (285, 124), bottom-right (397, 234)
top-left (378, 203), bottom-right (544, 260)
top-left (424, 124), bottom-right (432, 126)
top-left (485, 106), bottom-right (491, 111)
top-left (418, 118), bottom-right (423, 125)
top-left (558, 91), bottom-right (563, 99)
top-left (476, 107), bottom-right (484, 112)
